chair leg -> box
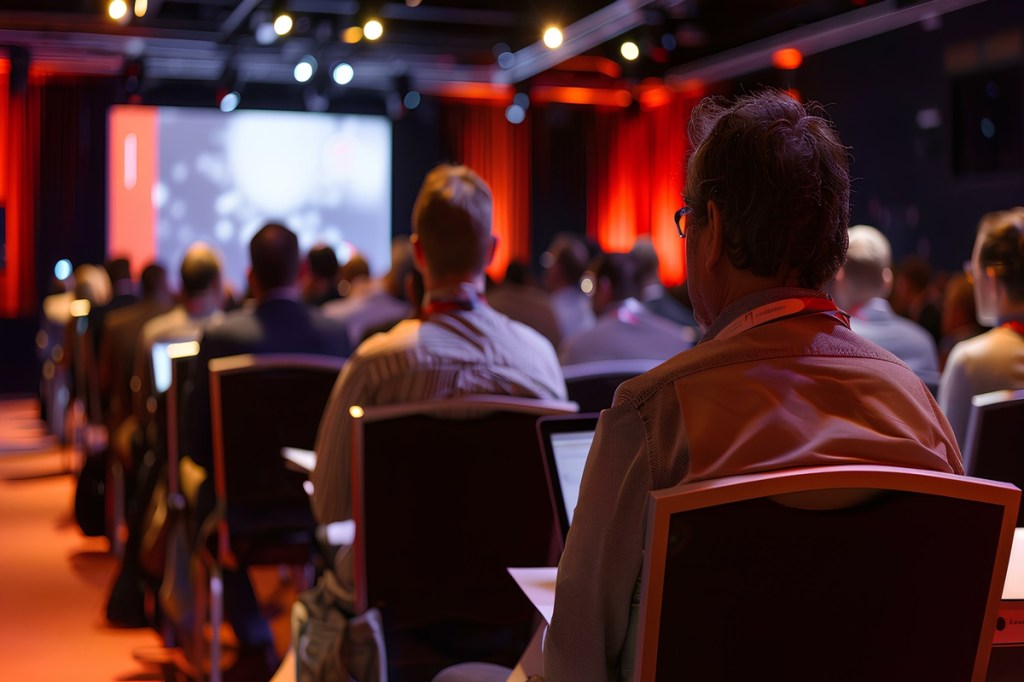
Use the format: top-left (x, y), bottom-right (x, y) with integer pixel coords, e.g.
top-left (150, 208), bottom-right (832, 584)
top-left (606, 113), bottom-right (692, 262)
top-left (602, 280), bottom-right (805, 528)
top-left (210, 569), bottom-right (223, 682)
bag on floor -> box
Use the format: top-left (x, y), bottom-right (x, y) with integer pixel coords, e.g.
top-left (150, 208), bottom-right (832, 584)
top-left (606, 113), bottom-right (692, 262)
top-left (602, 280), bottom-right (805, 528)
top-left (74, 451), bottom-right (107, 537)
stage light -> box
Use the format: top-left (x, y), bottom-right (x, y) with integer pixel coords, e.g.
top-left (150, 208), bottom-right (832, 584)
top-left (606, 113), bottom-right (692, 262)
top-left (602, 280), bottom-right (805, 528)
top-left (620, 41), bottom-right (640, 61)
top-left (364, 19), bottom-right (383, 41)
top-left (333, 63), bottom-right (354, 85)
top-left (772, 47), bottom-right (803, 70)
top-left (255, 22), bottom-right (278, 45)
top-left (294, 56), bottom-right (316, 83)
top-left (403, 91), bottom-right (421, 110)
top-left (274, 13), bottom-right (293, 36)
top-left (505, 103), bottom-right (526, 125)
top-left (543, 26), bottom-right (563, 49)
top-left (108, 0), bottom-right (128, 21)
top-left (342, 26), bottom-right (363, 43)
top-left (54, 259), bottom-right (72, 282)
top-left (219, 90), bottom-right (240, 112)
top-left (134, 0), bottom-right (148, 18)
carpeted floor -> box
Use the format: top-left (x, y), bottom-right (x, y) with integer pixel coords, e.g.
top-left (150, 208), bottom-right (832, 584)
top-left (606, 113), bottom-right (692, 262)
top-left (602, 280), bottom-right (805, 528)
top-left (0, 398), bottom-right (296, 681)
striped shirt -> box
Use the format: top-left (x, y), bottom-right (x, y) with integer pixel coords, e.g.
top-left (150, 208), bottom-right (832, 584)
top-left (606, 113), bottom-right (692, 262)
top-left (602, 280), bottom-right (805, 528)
top-left (311, 304), bottom-right (568, 524)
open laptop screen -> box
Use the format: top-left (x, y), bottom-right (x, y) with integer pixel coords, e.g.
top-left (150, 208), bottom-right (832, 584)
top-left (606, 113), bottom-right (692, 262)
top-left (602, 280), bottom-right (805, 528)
top-left (151, 341), bottom-right (173, 394)
top-left (537, 414), bottom-right (600, 544)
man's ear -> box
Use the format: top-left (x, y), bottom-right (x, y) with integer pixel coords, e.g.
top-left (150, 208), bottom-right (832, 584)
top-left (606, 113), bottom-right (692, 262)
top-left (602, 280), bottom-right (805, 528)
top-left (881, 267), bottom-right (894, 297)
top-left (484, 235), bottom-right (498, 267)
top-left (410, 234), bottom-right (427, 272)
top-left (704, 200), bottom-right (725, 272)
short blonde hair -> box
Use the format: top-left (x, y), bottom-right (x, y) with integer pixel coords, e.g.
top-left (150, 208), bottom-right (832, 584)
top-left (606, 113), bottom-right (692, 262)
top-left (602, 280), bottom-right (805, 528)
top-left (411, 164), bottom-right (493, 278)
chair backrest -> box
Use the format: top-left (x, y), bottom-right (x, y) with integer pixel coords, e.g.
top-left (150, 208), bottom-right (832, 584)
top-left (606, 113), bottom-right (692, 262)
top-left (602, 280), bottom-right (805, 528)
top-left (634, 465), bottom-right (1020, 682)
top-left (561, 359), bottom-right (660, 412)
top-left (965, 390), bottom-right (1024, 521)
top-left (209, 353), bottom-right (344, 519)
top-left (351, 395), bottom-right (578, 639)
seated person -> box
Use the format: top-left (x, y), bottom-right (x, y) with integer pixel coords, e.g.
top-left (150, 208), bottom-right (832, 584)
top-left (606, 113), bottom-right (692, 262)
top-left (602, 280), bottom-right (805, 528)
top-left (939, 207), bottom-right (1024, 448)
top-left (559, 252), bottom-right (694, 365)
top-left (311, 164), bottom-right (567, 604)
top-left (830, 224), bottom-right (940, 389)
top-left (543, 89), bottom-right (961, 681)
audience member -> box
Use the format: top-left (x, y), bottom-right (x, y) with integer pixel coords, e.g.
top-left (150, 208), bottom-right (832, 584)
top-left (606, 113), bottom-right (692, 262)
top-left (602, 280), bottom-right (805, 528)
top-left (301, 244), bottom-right (342, 306)
top-left (134, 242), bottom-right (225, 422)
top-left (543, 89), bottom-right (961, 680)
top-left (487, 260), bottom-right (562, 346)
top-left (337, 253), bottom-right (371, 298)
top-left (939, 207), bottom-right (1024, 449)
top-left (629, 236), bottom-right (699, 336)
top-left (830, 225), bottom-right (941, 390)
top-left (559, 252), bottom-right (693, 365)
top-left (99, 263), bottom-right (173, 450)
top-left (938, 271), bottom-right (985, 369)
top-left (90, 257), bottom-right (138, 355)
top-left (182, 223), bottom-right (350, 682)
top-left (541, 233), bottom-right (596, 341)
top-left (322, 237), bottom-right (416, 346)
top-left (311, 164), bottom-right (567, 606)
top-left (892, 254), bottom-right (942, 346)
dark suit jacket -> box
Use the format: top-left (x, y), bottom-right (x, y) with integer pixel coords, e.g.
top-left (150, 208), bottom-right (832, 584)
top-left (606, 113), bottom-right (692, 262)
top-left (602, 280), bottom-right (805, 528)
top-left (184, 296), bottom-right (351, 471)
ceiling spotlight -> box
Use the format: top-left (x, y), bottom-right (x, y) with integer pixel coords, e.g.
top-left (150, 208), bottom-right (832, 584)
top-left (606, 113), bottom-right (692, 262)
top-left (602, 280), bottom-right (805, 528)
top-left (364, 19), bottom-right (384, 41)
top-left (403, 91), bottom-right (421, 110)
top-left (108, 0), bottom-right (128, 21)
top-left (333, 63), bottom-right (355, 85)
top-left (255, 22), bottom-right (278, 45)
top-left (294, 56), bottom-right (317, 83)
top-left (543, 26), bottom-right (563, 49)
top-left (620, 41), bottom-right (640, 61)
top-left (273, 13), bottom-right (293, 36)
top-left (134, 0), bottom-right (148, 18)
top-left (342, 26), bottom-right (363, 43)
top-left (505, 103), bottom-right (526, 125)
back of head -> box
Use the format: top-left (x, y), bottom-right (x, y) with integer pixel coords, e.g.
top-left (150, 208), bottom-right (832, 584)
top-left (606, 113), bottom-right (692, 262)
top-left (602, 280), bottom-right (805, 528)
top-left (543, 233), bottom-right (592, 290)
top-left (385, 237), bottom-right (416, 299)
top-left (307, 245), bottom-right (339, 280)
top-left (629, 237), bottom-right (661, 287)
top-left (590, 251), bottom-right (641, 302)
top-left (685, 89), bottom-right (850, 289)
top-left (180, 242), bottom-right (223, 298)
top-left (504, 260), bottom-right (536, 287)
top-left (74, 264), bottom-right (112, 306)
top-left (412, 164), bottom-right (493, 279)
top-left (976, 207), bottom-right (1024, 302)
top-left (250, 223), bottom-right (300, 290)
top-left (140, 263), bottom-right (169, 299)
top-left (105, 257), bottom-right (132, 286)
top-left (841, 224), bottom-right (892, 301)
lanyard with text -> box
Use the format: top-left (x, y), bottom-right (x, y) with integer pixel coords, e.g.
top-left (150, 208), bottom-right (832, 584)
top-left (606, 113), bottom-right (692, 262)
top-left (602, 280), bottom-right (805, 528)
top-left (1002, 320), bottom-right (1024, 337)
top-left (714, 297), bottom-right (851, 342)
top-left (420, 290), bottom-right (484, 320)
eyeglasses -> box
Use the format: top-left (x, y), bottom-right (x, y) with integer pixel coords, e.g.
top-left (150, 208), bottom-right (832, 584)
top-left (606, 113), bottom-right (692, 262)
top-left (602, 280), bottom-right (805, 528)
top-left (674, 207), bottom-right (691, 238)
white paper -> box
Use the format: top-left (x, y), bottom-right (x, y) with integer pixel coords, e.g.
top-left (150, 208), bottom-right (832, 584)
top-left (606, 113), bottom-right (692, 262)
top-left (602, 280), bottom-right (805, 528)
top-left (508, 567), bottom-right (557, 623)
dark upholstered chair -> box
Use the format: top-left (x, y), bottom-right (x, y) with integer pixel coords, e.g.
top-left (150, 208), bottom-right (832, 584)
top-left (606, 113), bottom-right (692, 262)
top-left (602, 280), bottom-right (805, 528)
top-left (964, 389), bottom-right (1024, 525)
top-left (197, 353), bottom-right (344, 682)
top-left (633, 465), bottom-right (1020, 682)
top-left (351, 395), bottom-right (578, 681)
top-left (561, 359), bottom-right (660, 412)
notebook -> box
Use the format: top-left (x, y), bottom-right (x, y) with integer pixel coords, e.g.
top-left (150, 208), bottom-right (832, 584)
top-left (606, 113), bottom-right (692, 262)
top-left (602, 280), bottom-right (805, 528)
top-left (536, 413), bottom-right (600, 544)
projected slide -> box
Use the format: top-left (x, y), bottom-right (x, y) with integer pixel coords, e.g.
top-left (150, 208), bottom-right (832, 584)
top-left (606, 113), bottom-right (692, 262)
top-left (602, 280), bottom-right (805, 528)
top-left (108, 106), bottom-right (392, 292)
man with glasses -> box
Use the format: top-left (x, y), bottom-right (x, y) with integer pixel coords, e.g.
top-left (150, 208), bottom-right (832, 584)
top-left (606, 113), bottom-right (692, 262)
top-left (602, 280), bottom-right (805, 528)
top-left (542, 89), bottom-right (963, 680)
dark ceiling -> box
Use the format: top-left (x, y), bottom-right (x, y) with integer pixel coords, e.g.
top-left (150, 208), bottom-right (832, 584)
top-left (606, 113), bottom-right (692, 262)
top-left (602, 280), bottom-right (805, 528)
top-left (0, 0), bottom-right (991, 104)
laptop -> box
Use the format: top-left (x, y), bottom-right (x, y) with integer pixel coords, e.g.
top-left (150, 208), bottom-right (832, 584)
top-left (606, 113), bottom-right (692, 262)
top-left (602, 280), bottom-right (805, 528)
top-left (536, 413), bottom-right (600, 545)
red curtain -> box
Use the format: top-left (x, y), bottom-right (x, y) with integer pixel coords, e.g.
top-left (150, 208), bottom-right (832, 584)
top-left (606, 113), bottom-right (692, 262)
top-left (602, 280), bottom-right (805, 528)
top-left (586, 92), bottom-right (698, 286)
top-left (0, 64), bottom-right (40, 318)
top-left (442, 103), bottom-right (531, 282)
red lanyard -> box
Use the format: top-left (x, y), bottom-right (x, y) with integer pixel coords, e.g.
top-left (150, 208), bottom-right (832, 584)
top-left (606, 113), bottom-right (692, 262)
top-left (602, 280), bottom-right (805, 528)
top-left (1002, 321), bottom-right (1024, 337)
top-left (420, 294), bottom-right (483, 320)
top-left (715, 297), bottom-right (850, 342)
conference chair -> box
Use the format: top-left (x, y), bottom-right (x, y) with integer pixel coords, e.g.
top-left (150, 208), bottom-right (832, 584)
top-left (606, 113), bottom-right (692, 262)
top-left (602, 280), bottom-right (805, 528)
top-left (561, 358), bottom-right (661, 412)
top-left (633, 465), bottom-right (1020, 682)
top-left (195, 353), bottom-right (345, 682)
top-left (351, 395), bottom-right (578, 681)
top-left (964, 390), bottom-right (1024, 524)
